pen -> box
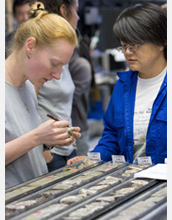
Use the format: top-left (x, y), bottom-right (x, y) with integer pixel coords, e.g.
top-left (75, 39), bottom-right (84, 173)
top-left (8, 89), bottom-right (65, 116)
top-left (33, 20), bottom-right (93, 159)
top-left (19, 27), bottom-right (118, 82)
top-left (47, 114), bottom-right (60, 121)
top-left (47, 114), bottom-right (69, 127)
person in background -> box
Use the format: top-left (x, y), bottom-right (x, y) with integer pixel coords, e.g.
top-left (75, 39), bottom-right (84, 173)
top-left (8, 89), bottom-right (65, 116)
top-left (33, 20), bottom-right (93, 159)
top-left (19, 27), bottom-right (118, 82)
top-left (36, 0), bottom-right (79, 171)
top-left (37, 0), bottom-right (92, 172)
top-left (5, 1), bottom-right (81, 189)
top-left (69, 40), bottom-right (92, 156)
top-left (67, 3), bottom-right (167, 165)
top-left (6, 0), bottom-right (31, 58)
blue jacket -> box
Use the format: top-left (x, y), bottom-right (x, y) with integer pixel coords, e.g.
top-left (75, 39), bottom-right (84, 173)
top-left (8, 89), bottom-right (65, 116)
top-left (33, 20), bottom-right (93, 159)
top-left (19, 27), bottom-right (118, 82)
top-left (92, 70), bottom-right (167, 164)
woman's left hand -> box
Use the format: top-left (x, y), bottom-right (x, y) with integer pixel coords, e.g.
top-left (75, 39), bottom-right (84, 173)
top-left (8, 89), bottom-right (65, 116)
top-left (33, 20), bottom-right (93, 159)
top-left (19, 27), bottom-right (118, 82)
top-left (70, 127), bottom-right (81, 139)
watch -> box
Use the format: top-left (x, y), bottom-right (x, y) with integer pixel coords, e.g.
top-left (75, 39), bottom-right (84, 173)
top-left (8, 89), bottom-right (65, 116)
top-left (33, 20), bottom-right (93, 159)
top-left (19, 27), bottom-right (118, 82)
top-left (43, 144), bottom-right (54, 151)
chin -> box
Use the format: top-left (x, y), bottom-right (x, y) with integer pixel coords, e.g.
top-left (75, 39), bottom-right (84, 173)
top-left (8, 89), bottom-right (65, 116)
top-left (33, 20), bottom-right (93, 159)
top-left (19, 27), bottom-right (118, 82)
top-left (34, 81), bottom-right (44, 88)
top-left (130, 65), bottom-right (138, 72)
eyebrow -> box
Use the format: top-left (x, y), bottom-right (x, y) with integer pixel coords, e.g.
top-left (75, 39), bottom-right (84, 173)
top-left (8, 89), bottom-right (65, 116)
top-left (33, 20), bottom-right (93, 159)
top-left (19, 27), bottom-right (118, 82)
top-left (51, 58), bottom-right (64, 66)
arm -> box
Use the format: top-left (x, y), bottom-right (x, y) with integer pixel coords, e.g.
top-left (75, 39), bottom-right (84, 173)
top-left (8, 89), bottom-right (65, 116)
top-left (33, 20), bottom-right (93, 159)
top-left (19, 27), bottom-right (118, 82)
top-left (91, 114), bottom-right (120, 161)
top-left (91, 81), bottom-right (125, 161)
top-left (91, 108), bottom-right (120, 162)
top-left (6, 129), bottom-right (41, 165)
top-left (34, 85), bottom-right (53, 163)
top-left (6, 120), bottom-right (81, 165)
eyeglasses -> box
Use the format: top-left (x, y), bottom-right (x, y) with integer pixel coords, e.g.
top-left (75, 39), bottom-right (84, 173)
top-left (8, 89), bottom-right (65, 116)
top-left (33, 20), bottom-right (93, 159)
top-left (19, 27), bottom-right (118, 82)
top-left (115, 44), bottom-right (142, 53)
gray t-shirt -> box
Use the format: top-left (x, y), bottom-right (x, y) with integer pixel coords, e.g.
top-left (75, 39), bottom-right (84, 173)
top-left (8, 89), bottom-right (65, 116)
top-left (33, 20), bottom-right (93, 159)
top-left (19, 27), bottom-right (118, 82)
top-left (5, 80), bottom-right (48, 189)
top-left (37, 65), bottom-right (75, 156)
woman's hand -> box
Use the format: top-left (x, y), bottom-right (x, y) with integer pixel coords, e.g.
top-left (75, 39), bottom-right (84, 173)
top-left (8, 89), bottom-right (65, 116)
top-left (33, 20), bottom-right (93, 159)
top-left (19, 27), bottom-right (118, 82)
top-left (67, 156), bottom-right (88, 165)
top-left (5, 120), bottom-right (81, 165)
top-left (35, 120), bottom-right (81, 147)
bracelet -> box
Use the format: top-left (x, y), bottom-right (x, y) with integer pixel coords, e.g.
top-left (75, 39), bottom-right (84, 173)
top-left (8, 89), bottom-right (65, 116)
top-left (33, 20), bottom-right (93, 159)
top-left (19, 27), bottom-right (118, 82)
top-left (43, 144), bottom-right (54, 151)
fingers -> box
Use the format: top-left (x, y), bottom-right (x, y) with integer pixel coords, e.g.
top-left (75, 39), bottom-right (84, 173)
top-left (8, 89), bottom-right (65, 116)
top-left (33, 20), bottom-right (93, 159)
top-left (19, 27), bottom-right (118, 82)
top-left (52, 120), bottom-right (69, 128)
top-left (72, 127), bottom-right (81, 138)
top-left (52, 127), bottom-right (81, 141)
top-left (40, 120), bottom-right (81, 146)
top-left (56, 136), bottom-right (76, 146)
top-left (66, 156), bottom-right (88, 165)
top-left (71, 132), bottom-right (81, 139)
top-left (49, 121), bottom-right (81, 137)
top-left (47, 120), bottom-right (70, 136)
top-left (67, 156), bottom-right (80, 165)
top-left (67, 127), bottom-right (81, 139)
top-left (73, 127), bottom-right (81, 132)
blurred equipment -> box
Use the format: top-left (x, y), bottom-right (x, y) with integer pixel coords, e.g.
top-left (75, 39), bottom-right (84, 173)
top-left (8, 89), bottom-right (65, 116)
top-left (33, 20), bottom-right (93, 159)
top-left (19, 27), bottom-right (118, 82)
top-left (97, 8), bottom-right (122, 52)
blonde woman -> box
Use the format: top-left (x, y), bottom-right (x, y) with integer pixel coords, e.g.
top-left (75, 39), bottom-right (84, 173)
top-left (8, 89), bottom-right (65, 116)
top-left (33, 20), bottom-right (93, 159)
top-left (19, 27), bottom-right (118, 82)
top-left (5, 1), bottom-right (81, 189)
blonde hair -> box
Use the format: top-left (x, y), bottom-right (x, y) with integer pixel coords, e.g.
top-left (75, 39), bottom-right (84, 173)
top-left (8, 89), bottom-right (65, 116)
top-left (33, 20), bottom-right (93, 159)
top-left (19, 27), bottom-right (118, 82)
top-left (10, 1), bottom-right (77, 53)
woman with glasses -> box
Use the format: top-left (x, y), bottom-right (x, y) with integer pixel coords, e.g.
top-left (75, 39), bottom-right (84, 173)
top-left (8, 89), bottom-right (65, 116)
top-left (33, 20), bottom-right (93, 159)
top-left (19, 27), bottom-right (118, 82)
top-left (67, 3), bottom-right (167, 165)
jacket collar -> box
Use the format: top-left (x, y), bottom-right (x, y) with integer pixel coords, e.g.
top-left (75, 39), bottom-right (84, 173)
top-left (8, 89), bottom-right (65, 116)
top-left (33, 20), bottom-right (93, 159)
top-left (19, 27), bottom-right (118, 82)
top-left (163, 71), bottom-right (167, 85)
top-left (117, 69), bottom-right (138, 84)
top-left (117, 69), bottom-right (167, 85)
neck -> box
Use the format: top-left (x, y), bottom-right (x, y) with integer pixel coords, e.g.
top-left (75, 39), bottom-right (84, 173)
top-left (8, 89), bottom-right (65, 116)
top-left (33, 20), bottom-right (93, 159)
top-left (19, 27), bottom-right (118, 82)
top-left (5, 52), bottom-right (27, 87)
top-left (139, 56), bottom-right (167, 79)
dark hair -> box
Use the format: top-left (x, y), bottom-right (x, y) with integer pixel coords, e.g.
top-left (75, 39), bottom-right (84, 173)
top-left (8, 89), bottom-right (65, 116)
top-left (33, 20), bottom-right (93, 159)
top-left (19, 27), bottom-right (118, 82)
top-left (13, 0), bottom-right (31, 15)
top-left (113, 3), bottom-right (167, 59)
top-left (40, 0), bottom-right (75, 17)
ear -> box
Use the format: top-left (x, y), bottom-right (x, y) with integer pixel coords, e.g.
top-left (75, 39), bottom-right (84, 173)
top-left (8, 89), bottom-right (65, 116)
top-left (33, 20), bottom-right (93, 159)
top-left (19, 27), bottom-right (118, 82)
top-left (25, 37), bottom-right (36, 57)
top-left (60, 4), bottom-right (68, 19)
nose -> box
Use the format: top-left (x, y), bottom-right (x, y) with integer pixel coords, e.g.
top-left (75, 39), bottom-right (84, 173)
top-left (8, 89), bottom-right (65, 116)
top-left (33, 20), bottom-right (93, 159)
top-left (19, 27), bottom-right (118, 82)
top-left (52, 72), bottom-right (61, 80)
top-left (51, 69), bottom-right (62, 80)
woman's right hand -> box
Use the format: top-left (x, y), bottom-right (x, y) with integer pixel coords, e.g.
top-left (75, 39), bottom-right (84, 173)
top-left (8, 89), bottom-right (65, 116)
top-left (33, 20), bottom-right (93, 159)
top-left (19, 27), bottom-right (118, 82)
top-left (35, 119), bottom-right (81, 147)
top-left (6, 119), bottom-right (81, 165)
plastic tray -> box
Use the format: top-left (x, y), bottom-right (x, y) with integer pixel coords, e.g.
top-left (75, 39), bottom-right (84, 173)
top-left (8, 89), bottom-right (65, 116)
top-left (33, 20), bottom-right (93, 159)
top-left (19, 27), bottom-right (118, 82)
top-left (5, 162), bottom-right (128, 219)
top-left (8, 164), bottom-right (150, 220)
top-left (5, 159), bottom-right (102, 204)
top-left (53, 177), bottom-right (159, 220)
top-left (97, 181), bottom-right (167, 220)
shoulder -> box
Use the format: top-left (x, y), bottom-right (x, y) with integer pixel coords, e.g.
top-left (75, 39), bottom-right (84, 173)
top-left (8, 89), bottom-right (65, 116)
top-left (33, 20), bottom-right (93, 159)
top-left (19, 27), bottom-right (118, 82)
top-left (69, 57), bottom-right (91, 82)
top-left (112, 69), bottom-right (138, 99)
top-left (25, 80), bottom-right (37, 100)
top-left (70, 56), bottom-right (91, 71)
top-left (25, 80), bottom-right (35, 91)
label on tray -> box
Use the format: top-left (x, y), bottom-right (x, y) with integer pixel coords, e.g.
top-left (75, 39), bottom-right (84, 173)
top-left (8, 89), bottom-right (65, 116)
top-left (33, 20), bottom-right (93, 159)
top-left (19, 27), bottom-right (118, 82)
top-left (87, 152), bottom-right (101, 162)
top-left (112, 155), bottom-right (126, 163)
top-left (138, 156), bottom-right (152, 165)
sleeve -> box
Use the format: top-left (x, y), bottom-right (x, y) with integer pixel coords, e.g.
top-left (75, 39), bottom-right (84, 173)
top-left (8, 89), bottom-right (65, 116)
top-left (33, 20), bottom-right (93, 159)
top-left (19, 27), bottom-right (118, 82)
top-left (69, 56), bottom-right (92, 101)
